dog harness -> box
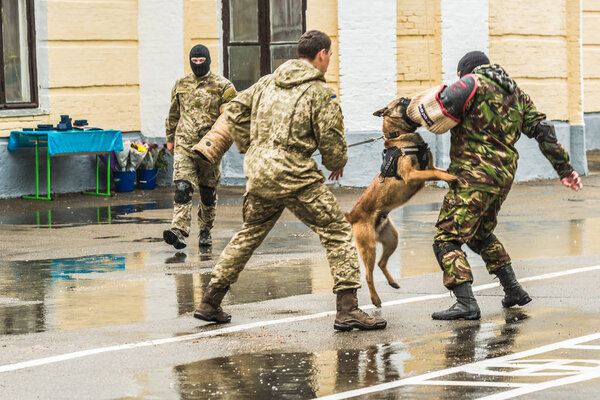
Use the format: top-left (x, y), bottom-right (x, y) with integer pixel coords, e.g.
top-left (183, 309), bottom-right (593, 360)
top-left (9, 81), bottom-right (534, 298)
top-left (379, 143), bottom-right (430, 182)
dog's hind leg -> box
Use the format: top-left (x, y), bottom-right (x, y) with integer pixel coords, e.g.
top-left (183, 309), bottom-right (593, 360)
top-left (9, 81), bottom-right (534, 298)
top-left (375, 214), bottom-right (400, 290)
top-left (353, 221), bottom-right (381, 307)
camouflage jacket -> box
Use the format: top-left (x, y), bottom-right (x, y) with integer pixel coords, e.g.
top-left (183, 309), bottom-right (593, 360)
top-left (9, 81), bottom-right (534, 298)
top-left (222, 59), bottom-right (347, 198)
top-left (449, 64), bottom-right (573, 195)
top-left (165, 71), bottom-right (236, 154)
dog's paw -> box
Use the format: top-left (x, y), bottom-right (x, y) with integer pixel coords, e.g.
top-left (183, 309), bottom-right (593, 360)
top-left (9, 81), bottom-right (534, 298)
top-left (372, 296), bottom-right (382, 308)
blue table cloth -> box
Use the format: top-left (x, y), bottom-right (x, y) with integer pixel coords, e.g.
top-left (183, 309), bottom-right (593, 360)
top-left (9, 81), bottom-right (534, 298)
top-left (8, 129), bottom-right (124, 155)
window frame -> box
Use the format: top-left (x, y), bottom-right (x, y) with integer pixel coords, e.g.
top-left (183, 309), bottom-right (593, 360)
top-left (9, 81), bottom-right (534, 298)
top-left (0, 0), bottom-right (38, 110)
top-left (222, 0), bottom-right (307, 83)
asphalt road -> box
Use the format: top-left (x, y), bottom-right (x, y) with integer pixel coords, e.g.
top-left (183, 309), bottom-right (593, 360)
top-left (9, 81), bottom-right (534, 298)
top-left (0, 154), bottom-right (599, 399)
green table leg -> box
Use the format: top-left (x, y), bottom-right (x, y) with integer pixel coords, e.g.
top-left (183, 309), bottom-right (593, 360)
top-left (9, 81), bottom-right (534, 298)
top-left (83, 153), bottom-right (112, 197)
top-left (23, 137), bottom-right (52, 201)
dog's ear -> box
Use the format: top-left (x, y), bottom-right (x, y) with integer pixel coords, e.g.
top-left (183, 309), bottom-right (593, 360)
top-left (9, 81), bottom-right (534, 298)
top-left (373, 107), bottom-right (386, 117)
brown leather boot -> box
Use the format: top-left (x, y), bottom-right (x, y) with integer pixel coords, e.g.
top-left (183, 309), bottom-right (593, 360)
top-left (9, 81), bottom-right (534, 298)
top-left (193, 285), bottom-right (231, 323)
top-left (334, 289), bottom-right (387, 331)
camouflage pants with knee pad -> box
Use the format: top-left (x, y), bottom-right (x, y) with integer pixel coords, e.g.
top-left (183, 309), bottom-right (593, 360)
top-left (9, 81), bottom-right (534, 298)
top-left (433, 187), bottom-right (511, 289)
top-left (209, 183), bottom-right (362, 293)
top-left (171, 150), bottom-right (221, 236)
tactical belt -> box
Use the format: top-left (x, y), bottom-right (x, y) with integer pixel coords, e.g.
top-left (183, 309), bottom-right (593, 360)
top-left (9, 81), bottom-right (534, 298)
top-left (379, 143), bottom-right (430, 182)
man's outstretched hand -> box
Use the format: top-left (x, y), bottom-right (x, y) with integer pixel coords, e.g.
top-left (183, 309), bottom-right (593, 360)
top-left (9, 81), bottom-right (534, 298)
top-left (561, 171), bottom-right (583, 191)
top-left (328, 168), bottom-right (343, 181)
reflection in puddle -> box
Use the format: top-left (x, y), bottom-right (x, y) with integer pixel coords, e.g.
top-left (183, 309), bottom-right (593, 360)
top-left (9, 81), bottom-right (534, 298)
top-left (0, 202), bottom-right (172, 228)
top-left (173, 310), bottom-right (528, 399)
top-left (1, 200), bottom-right (597, 337)
top-left (174, 346), bottom-right (404, 399)
top-left (0, 196), bottom-right (244, 229)
top-left (0, 252), bottom-right (330, 335)
top-left (387, 204), bottom-right (600, 279)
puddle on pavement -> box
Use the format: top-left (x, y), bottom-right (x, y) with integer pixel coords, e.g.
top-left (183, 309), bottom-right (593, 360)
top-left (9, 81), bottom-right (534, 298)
top-left (0, 202), bottom-right (172, 228)
top-left (386, 204), bottom-right (600, 279)
top-left (172, 310), bottom-right (533, 399)
top-left (0, 196), bottom-right (243, 229)
top-left (0, 251), bottom-right (331, 335)
top-left (1, 202), bottom-right (598, 335)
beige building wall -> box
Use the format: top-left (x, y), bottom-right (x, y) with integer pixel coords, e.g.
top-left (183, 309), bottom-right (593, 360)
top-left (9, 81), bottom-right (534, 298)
top-left (583, 0), bottom-right (600, 112)
top-left (307, 0), bottom-right (340, 96)
top-left (489, 0), bottom-right (572, 121)
top-left (0, 0), bottom-right (141, 137)
top-left (46, 0), bottom-right (140, 131)
top-left (183, 0), bottom-right (221, 75)
top-left (396, 0), bottom-right (443, 97)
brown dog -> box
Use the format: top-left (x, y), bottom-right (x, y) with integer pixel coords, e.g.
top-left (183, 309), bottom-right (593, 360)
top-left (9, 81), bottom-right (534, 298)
top-left (345, 98), bottom-right (456, 307)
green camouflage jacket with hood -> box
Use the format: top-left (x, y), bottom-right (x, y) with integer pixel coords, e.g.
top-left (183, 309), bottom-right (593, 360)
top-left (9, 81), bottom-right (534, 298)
top-left (223, 59), bottom-right (347, 198)
top-left (450, 64), bottom-right (573, 195)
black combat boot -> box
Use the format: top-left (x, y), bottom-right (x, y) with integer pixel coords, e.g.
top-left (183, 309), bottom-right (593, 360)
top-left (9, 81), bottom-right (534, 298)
top-left (198, 230), bottom-right (212, 247)
top-left (334, 289), bottom-right (387, 331)
top-left (432, 282), bottom-right (481, 320)
top-left (193, 285), bottom-right (231, 323)
top-left (163, 228), bottom-right (187, 250)
top-left (494, 264), bottom-right (532, 308)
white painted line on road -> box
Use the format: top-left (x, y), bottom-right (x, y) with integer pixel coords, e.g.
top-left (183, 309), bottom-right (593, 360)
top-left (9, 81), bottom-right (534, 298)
top-left (1, 264), bottom-right (599, 374)
top-left (313, 332), bottom-right (600, 400)
top-left (415, 380), bottom-right (528, 388)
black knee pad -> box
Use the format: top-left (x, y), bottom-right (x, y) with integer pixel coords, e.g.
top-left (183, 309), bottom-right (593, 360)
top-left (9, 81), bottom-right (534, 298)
top-left (467, 233), bottom-right (497, 254)
top-left (174, 180), bottom-right (193, 204)
top-left (199, 185), bottom-right (216, 207)
top-left (432, 240), bottom-right (462, 266)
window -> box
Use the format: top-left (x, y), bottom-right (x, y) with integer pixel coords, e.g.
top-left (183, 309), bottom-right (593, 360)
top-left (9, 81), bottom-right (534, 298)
top-left (222, 0), bottom-right (306, 91)
top-left (0, 0), bottom-right (37, 109)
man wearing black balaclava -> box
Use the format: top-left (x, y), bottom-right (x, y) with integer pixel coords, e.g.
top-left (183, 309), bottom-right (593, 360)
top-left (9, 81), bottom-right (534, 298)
top-left (163, 45), bottom-right (237, 250)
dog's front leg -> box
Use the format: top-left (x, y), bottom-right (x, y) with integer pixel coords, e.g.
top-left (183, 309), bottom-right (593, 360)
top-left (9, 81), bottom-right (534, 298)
top-left (403, 168), bottom-right (457, 184)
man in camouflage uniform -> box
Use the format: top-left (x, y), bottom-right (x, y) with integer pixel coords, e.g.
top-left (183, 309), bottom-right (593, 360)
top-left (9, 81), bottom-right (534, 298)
top-left (400, 51), bottom-right (582, 320)
top-left (163, 44), bottom-right (237, 249)
top-left (193, 30), bottom-right (386, 331)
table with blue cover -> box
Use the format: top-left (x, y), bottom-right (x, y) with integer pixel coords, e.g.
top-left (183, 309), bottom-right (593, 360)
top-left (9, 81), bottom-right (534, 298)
top-left (8, 129), bottom-right (124, 200)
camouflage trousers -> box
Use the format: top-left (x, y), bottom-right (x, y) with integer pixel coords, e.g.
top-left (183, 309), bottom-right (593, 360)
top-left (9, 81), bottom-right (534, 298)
top-left (434, 187), bottom-right (511, 289)
top-left (171, 150), bottom-right (221, 236)
top-left (209, 183), bottom-right (362, 293)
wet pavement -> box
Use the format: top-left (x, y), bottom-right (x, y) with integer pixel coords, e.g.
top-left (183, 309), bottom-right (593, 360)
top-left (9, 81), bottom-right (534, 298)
top-left (0, 151), bottom-right (599, 399)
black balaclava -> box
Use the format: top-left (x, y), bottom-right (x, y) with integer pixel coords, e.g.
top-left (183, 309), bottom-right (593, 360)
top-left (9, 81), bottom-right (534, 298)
top-left (190, 44), bottom-right (211, 77)
top-left (457, 51), bottom-right (490, 77)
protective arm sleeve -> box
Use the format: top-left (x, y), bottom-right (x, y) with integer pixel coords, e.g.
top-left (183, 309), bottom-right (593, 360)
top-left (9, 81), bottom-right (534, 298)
top-left (520, 91), bottom-right (573, 179)
top-left (315, 97), bottom-right (348, 172)
top-left (406, 74), bottom-right (477, 134)
top-left (225, 86), bottom-right (253, 154)
top-left (165, 84), bottom-right (180, 143)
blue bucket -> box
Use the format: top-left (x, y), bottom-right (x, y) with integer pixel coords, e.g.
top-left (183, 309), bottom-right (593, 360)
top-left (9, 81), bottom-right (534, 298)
top-left (137, 169), bottom-right (157, 190)
top-left (114, 170), bottom-right (136, 192)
